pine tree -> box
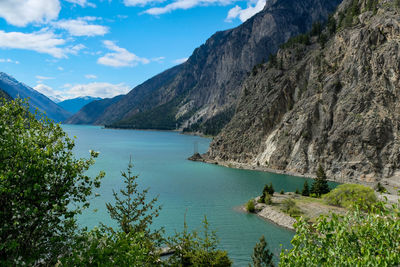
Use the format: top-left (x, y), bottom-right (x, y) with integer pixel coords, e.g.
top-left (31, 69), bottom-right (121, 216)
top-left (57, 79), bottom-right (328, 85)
top-left (250, 235), bottom-right (274, 267)
top-left (311, 165), bottom-right (330, 197)
top-left (301, 181), bottom-right (310, 196)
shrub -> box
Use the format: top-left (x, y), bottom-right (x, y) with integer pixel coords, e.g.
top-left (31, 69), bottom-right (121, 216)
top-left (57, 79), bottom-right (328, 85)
top-left (295, 188), bottom-right (300, 194)
top-left (280, 189), bottom-right (284, 194)
top-left (323, 184), bottom-right (377, 210)
top-left (281, 198), bottom-right (302, 217)
top-left (375, 182), bottom-right (387, 193)
top-left (261, 183), bottom-right (275, 203)
top-left (264, 193), bottom-right (272, 205)
top-left (166, 216), bottom-right (232, 266)
top-left (0, 99), bottom-right (104, 265)
top-left (247, 200), bottom-right (256, 213)
top-left (279, 200), bottom-right (400, 266)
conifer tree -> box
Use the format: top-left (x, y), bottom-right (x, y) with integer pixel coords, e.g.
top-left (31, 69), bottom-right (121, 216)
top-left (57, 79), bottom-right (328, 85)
top-left (251, 235), bottom-right (274, 267)
top-left (301, 181), bottom-right (310, 196)
top-left (311, 165), bottom-right (330, 197)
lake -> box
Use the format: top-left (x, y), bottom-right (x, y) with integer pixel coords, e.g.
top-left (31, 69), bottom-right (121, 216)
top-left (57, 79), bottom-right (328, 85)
top-left (63, 125), bottom-right (325, 266)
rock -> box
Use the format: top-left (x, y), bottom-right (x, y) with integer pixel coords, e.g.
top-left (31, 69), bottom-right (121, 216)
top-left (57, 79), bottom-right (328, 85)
top-left (208, 0), bottom-right (400, 183)
top-left (188, 153), bottom-right (203, 161)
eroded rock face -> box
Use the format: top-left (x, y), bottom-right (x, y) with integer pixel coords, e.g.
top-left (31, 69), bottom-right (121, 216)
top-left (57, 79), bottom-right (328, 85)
top-left (209, 0), bottom-right (400, 183)
top-left (70, 0), bottom-right (341, 133)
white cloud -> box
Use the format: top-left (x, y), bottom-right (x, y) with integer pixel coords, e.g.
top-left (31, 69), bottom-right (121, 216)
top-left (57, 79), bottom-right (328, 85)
top-left (124, 0), bottom-right (166, 6)
top-left (0, 0), bottom-right (60, 27)
top-left (0, 58), bottom-right (19, 64)
top-left (65, 0), bottom-right (96, 8)
top-left (97, 40), bottom-right (150, 67)
top-left (36, 75), bottom-right (54, 80)
top-left (173, 57), bottom-right (188, 64)
top-left (53, 17), bottom-right (108, 37)
top-left (35, 82), bottom-right (130, 100)
top-left (85, 74), bottom-right (97, 79)
top-left (57, 66), bottom-right (64, 71)
top-left (143, 0), bottom-right (234, 15)
top-left (151, 56), bottom-right (165, 63)
top-left (226, 0), bottom-right (265, 22)
top-left (0, 30), bottom-right (66, 58)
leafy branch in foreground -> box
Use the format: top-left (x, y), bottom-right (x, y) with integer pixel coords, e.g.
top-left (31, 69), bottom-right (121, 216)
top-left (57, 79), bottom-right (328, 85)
top-left (279, 198), bottom-right (400, 266)
top-left (0, 99), bottom-right (104, 266)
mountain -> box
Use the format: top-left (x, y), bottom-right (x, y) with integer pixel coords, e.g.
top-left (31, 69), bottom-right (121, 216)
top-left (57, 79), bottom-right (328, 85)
top-left (58, 96), bottom-right (102, 114)
top-left (208, 0), bottom-right (400, 185)
top-left (70, 0), bottom-right (341, 133)
top-left (64, 95), bottom-right (124, 125)
top-left (0, 72), bottom-right (71, 122)
top-left (0, 88), bottom-right (12, 101)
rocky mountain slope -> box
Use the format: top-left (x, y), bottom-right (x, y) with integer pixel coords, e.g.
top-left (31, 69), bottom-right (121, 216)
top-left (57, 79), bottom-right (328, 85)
top-left (208, 0), bottom-right (400, 185)
top-left (69, 0), bottom-right (341, 133)
top-left (0, 88), bottom-right (12, 100)
top-left (58, 96), bottom-right (102, 114)
top-left (0, 72), bottom-right (71, 122)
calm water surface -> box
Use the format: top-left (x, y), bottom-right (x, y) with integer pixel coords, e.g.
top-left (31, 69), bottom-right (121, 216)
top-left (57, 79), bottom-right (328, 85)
top-left (63, 125), bottom-right (333, 266)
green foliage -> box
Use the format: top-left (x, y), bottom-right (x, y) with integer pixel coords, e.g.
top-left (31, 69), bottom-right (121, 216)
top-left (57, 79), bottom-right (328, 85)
top-left (264, 193), bottom-right (272, 205)
top-left (280, 34), bottom-right (310, 49)
top-left (279, 200), bottom-right (400, 266)
top-left (0, 99), bottom-right (104, 265)
top-left (166, 216), bottom-right (232, 266)
top-left (327, 15), bottom-right (337, 35)
top-left (318, 33), bottom-right (328, 49)
top-left (106, 158), bottom-right (162, 241)
top-left (301, 181), bottom-right (310, 196)
top-left (310, 165), bottom-right (330, 197)
top-left (280, 189), bottom-right (284, 195)
top-left (250, 235), bottom-right (274, 267)
top-left (281, 198), bottom-right (302, 217)
top-left (343, 0), bottom-right (360, 27)
top-left (61, 159), bottom-right (163, 265)
top-left (323, 184), bottom-right (377, 210)
top-left (375, 182), bottom-right (387, 193)
top-left (247, 200), bottom-right (256, 213)
top-left (260, 183), bottom-right (274, 203)
top-left (295, 188), bottom-right (300, 194)
top-left (59, 227), bottom-right (153, 266)
top-left (310, 22), bottom-right (322, 36)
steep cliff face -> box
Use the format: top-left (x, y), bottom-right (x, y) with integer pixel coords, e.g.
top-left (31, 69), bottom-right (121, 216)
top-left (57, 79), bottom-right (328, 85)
top-left (209, 0), bottom-right (400, 184)
top-left (71, 0), bottom-right (341, 133)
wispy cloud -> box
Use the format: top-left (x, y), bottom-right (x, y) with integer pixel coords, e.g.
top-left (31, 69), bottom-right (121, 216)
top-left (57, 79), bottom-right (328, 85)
top-left (0, 58), bottom-right (19, 64)
top-left (226, 0), bottom-right (265, 22)
top-left (0, 0), bottom-right (60, 27)
top-left (97, 40), bottom-right (150, 67)
top-left (85, 74), bottom-right (97, 79)
top-left (143, 0), bottom-right (234, 15)
top-left (124, 0), bottom-right (166, 6)
top-left (36, 75), bottom-right (54, 80)
top-left (173, 57), bottom-right (188, 64)
top-left (65, 0), bottom-right (96, 8)
top-left (53, 17), bottom-right (109, 37)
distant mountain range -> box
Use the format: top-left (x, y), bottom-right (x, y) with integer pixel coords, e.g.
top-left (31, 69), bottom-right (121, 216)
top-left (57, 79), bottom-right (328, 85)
top-left (68, 0), bottom-right (341, 133)
top-left (0, 72), bottom-right (71, 122)
top-left (58, 96), bottom-right (102, 114)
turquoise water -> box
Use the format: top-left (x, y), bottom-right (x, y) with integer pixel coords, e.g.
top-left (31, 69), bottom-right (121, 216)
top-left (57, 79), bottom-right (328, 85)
top-left (63, 125), bottom-right (333, 266)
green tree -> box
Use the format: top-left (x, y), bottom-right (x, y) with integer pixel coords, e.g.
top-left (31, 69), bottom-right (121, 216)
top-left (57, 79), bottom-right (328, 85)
top-left (0, 99), bottom-right (104, 265)
top-left (250, 235), bottom-right (274, 267)
top-left (323, 184), bottom-right (377, 210)
top-left (166, 216), bottom-right (232, 266)
top-left (310, 165), bottom-right (330, 197)
top-left (279, 200), bottom-right (400, 266)
top-left (301, 181), bottom-right (310, 196)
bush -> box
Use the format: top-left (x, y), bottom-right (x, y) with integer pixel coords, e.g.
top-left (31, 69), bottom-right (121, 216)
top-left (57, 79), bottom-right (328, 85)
top-left (264, 193), bottom-right (272, 205)
top-left (279, 200), bottom-right (400, 266)
top-left (375, 182), bottom-right (387, 193)
top-left (323, 184), bottom-right (377, 210)
top-left (280, 189), bottom-right (284, 195)
top-left (295, 188), bottom-right (300, 194)
top-left (0, 99), bottom-right (104, 265)
top-left (166, 216), bottom-right (232, 266)
top-left (261, 183), bottom-right (274, 203)
top-left (247, 200), bottom-right (256, 213)
top-left (281, 198), bottom-right (302, 217)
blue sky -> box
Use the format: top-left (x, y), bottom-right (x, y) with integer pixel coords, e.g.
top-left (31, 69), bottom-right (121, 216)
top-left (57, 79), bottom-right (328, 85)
top-left (0, 0), bottom-right (265, 101)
